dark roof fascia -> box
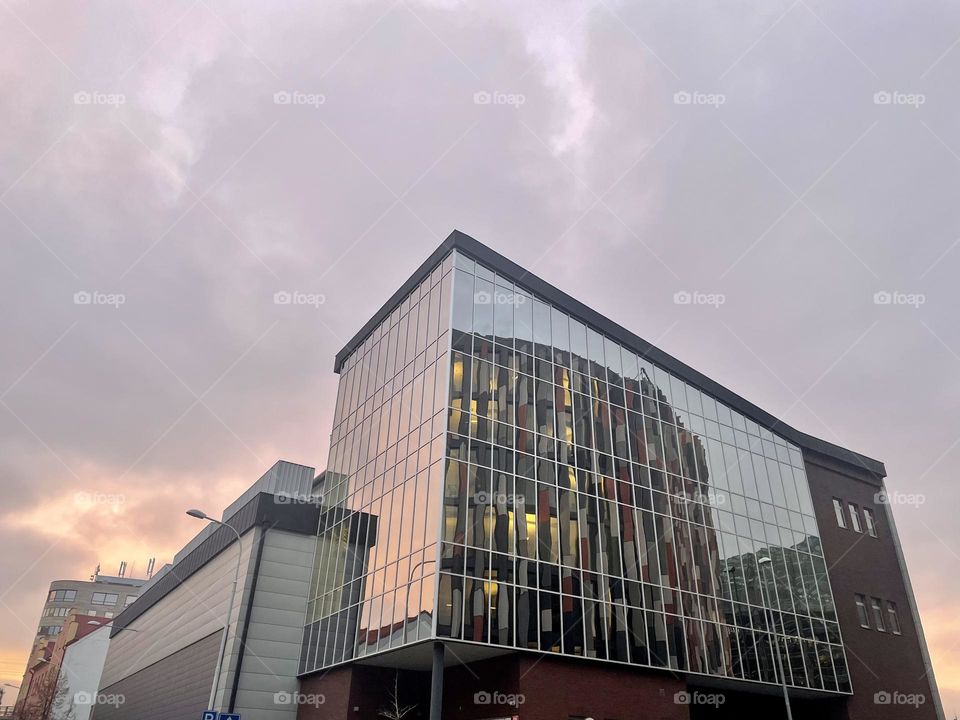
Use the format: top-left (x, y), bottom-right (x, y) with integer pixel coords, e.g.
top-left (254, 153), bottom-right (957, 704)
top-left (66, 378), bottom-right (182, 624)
top-left (335, 229), bottom-right (886, 480)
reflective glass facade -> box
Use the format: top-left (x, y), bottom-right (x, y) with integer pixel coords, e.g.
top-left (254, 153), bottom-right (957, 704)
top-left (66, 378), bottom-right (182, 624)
top-left (303, 247), bottom-right (851, 694)
top-left (301, 255), bottom-right (451, 672)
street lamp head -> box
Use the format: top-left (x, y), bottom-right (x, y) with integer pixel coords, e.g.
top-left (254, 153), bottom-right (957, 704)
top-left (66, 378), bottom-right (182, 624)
top-left (186, 509), bottom-right (210, 520)
top-left (758, 556), bottom-right (773, 565)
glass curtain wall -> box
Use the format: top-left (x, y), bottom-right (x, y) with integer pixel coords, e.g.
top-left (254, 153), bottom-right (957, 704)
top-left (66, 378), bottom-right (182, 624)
top-left (300, 254), bottom-right (452, 673)
top-left (437, 250), bottom-right (851, 693)
top-left (302, 246), bottom-right (851, 694)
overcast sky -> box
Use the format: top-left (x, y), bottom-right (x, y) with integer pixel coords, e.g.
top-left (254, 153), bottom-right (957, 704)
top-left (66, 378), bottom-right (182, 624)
top-left (1, 0), bottom-right (959, 711)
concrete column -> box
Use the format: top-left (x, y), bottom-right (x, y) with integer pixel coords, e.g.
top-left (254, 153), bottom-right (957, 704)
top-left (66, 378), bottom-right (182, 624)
top-left (429, 641), bottom-right (444, 720)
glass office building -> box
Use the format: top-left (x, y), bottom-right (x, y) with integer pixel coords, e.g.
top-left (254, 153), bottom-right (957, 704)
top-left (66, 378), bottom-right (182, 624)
top-left (301, 241), bottom-right (851, 695)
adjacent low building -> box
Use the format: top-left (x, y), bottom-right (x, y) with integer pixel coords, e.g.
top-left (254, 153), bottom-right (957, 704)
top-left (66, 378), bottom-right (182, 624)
top-left (55, 622), bottom-right (111, 720)
top-left (16, 614), bottom-right (103, 720)
top-left (14, 572), bottom-right (143, 719)
top-left (94, 460), bottom-right (326, 720)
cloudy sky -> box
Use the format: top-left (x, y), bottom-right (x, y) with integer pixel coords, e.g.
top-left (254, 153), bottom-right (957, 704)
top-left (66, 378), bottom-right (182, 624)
top-left (1, 0), bottom-right (959, 710)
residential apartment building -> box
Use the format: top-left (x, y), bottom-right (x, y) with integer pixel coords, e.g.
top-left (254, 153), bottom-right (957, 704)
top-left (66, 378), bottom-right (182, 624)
top-left (14, 573), bottom-right (144, 716)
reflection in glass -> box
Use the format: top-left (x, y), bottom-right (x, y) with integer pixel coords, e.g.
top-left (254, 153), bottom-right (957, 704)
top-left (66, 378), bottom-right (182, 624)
top-left (302, 249), bottom-right (849, 696)
top-left (428, 252), bottom-right (849, 693)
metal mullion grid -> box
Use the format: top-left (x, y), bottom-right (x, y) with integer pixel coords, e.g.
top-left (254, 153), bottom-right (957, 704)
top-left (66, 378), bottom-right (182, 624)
top-left (587, 358), bottom-right (626, 631)
top-left (667, 482), bottom-right (700, 674)
top-left (579, 489), bottom-right (600, 656)
top-left (422, 273), bottom-right (850, 693)
top-left (558, 469), bottom-right (584, 657)
top-left (471, 409), bottom-right (496, 648)
top-left (780, 545), bottom-right (812, 688)
top-left (621, 410), bottom-right (654, 669)
top-left (792, 465), bottom-right (848, 691)
top-left (317, 527), bottom-right (340, 668)
top-left (689, 438), bottom-right (732, 677)
top-left (352, 502), bottom-right (376, 660)
top-left (724, 530), bottom-right (763, 681)
top-left (804, 551), bottom-right (842, 691)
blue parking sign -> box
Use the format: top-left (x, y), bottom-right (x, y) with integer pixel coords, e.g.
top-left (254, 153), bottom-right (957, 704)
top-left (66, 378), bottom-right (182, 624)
top-left (201, 713), bottom-right (217, 720)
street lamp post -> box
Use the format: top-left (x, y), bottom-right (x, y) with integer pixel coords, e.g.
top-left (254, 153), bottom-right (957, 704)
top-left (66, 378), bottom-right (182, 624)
top-left (187, 509), bottom-right (243, 714)
top-left (758, 556), bottom-right (793, 720)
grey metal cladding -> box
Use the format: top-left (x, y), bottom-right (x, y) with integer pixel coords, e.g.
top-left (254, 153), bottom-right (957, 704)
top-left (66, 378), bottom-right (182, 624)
top-left (112, 493), bottom-right (322, 636)
top-left (95, 630), bottom-right (221, 720)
